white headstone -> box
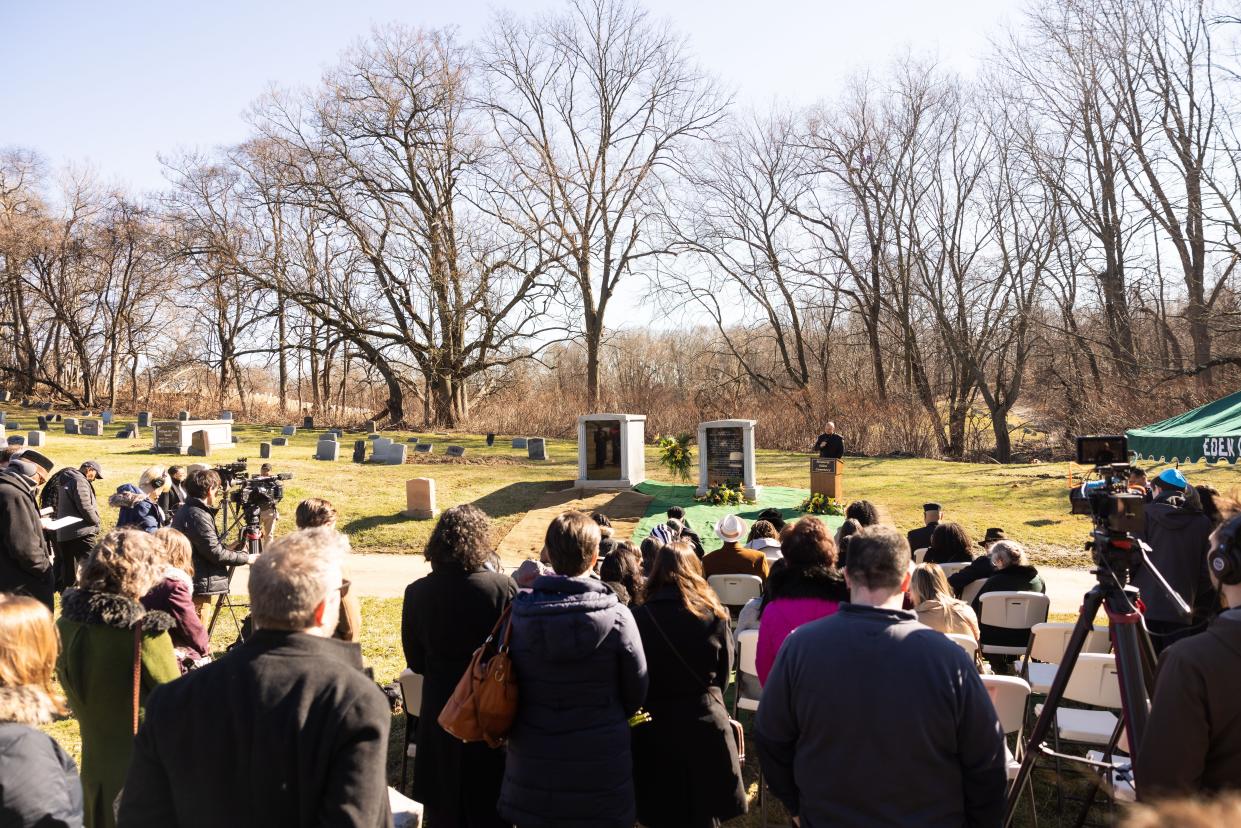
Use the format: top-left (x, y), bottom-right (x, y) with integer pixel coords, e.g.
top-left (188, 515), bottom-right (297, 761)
top-left (575, 414), bottom-right (646, 488)
top-left (404, 478), bottom-right (436, 518)
top-left (316, 440), bottom-right (340, 461)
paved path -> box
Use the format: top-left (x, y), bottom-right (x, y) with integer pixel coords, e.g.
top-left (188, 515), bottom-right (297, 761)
top-left (229, 553), bottom-right (1102, 617)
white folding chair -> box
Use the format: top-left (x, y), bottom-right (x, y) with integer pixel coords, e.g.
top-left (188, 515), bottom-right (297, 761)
top-left (732, 629), bottom-right (767, 826)
top-left (913, 547), bottom-right (929, 563)
top-left (960, 579), bottom-right (985, 605)
top-left (937, 561), bottom-right (970, 579)
top-left (984, 675), bottom-right (1037, 825)
top-left (709, 574), bottom-right (764, 614)
top-left (398, 669), bottom-right (424, 794)
top-left (978, 592), bottom-right (1051, 657)
top-left (1019, 622), bottom-right (1111, 694)
top-left (945, 633), bottom-right (979, 661)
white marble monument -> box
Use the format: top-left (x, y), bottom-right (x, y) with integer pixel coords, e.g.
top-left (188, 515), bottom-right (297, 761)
top-left (696, 419), bottom-right (760, 500)
top-left (575, 413), bottom-right (645, 489)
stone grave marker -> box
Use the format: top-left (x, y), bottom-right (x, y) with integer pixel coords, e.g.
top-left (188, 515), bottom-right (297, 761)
top-left (406, 436), bottom-right (420, 443)
top-left (527, 437), bottom-right (547, 461)
top-left (511, 437), bottom-right (527, 449)
top-left (7, 436), bottom-right (24, 446)
top-left (446, 445), bottom-right (465, 458)
top-left (26, 432), bottom-right (44, 447)
top-left (5, 422), bottom-right (18, 432)
top-left (0, 390), bottom-right (9, 402)
top-left (272, 437), bottom-right (288, 447)
top-left (64, 418), bottom-right (79, 435)
top-left (404, 478), bottom-right (436, 518)
top-left (259, 442), bottom-right (272, 459)
top-left (352, 440), bottom-right (367, 463)
top-left (303, 416), bottom-right (315, 430)
top-left (219, 410), bottom-right (233, 421)
top-left (486, 433), bottom-right (495, 447)
top-left (178, 411), bottom-right (190, 421)
top-left (697, 419), bottom-right (760, 500)
top-left (116, 426), bottom-right (132, 439)
top-left (137, 412), bottom-right (152, 428)
top-left (0, 412), bottom-right (6, 423)
top-left (316, 438), bottom-right (340, 461)
top-left (281, 425), bottom-right (296, 437)
top-left (81, 420), bottom-right (103, 437)
top-left (415, 442), bottom-right (433, 454)
top-left (379, 444), bottom-right (407, 465)
top-left (189, 430), bottom-right (212, 457)
top-left (53, 414), bottom-right (62, 423)
top-left (366, 420), bottom-right (378, 434)
top-left (101, 410), bottom-right (114, 425)
top-left (37, 416), bottom-right (47, 431)
top-left (373, 437), bottom-right (393, 452)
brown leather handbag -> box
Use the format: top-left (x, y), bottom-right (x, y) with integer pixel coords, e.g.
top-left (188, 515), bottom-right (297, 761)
top-left (437, 605), bottom-right (518, 748)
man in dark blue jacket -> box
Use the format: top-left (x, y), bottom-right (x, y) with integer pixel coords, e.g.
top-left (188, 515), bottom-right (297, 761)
top-left (756, 525), bottom-right (1006, 827)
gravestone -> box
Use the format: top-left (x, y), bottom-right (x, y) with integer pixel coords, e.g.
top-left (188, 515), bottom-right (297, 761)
top-left (696, 419), bottom-right (760, 500)
top-left (320, 431), bottom-right (339, 444)
top-left (127, 423), bottom-right (141, 439)
top-left (53, 414), bottom-right (61, 423)
top-left (37, 416), bottom-right (47, 431)
top-left (282, 425), bottom-right (296, 436)
top-left (80, 420), bottom-right (103, 437)
top-left (0, 391), bottom-right (9, 402)
top-left (366, 420), bottom-right (378, 434)
top-left (0, 412), bottom-right (6, 423)
top-left (101, 410), bottom-right (114, 425)
top-left (415, 442), bottom-right (433, 454)
top-left (152, 419), bottom-right (233, 454)
top-left (528, 437), bottom-right (547, 461)
top-left (379, 444), bottom-right (407, 465)
top-left (219, 410), bottom-right (233, 421)
top-left (5, 422), bottom-right (18, 431)
top-left (64, 418), bottom-right (79, 435)
top-left (178, 411), bottom-right (190, 421)
top-left (137, 412), bottom-right (152, 428)
top-left (352, 440), bottom-right (367, 463)
top-left (303, 416), bottom-right (314, 430)
top-left (330, 428), bottom-right (343, 438)
top-left (189, 430), bottom-right (212, 457)
top-left (406, 437), bottom-right (420, 443)
top-left (316, 439), bottom-right (340, 461)
top-left (116, 426), bottom-right (132, 439)
top-left (26, 432), bottom-right (44, 447)
top-left (486, 433), bottom-right (495, 447)
top-left (272, 437), bottom-right (288, 447)
top-left (7, 436), bottom-right (24, 446)
top-left (259, 442), bottom-right (272, 459)
top-left (373, 437), bottom-right (393, 453)
top-left (404, 478), bottom-right (436, 519)
top-left (19, 399), bottom-right (28, 408)
top-left (576, 414), bottom-right (646, 487)
top-left (511, 437), bottom-right (527, 449)
top-left (446, 445), bottom-right (465, 458)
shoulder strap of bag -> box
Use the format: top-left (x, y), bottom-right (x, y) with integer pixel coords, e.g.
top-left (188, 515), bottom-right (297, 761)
top-left (642, 604), bottom-right (715, 695)
top-left (489, 604), bottom-right (514, 652)
top-left (131, 625), bottom-right (142, 735)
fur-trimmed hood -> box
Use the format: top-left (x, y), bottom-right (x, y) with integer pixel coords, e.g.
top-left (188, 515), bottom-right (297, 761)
top-left (0, 685), bottom-right (62, 725)
top-left (109, 484), bottom-right (147, 509)
top-left (60, 587), bottom-right (174, 634)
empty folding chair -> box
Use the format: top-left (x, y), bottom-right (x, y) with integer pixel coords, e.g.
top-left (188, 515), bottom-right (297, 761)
top-left (984, 675), bottom-right (1037, 825)
top-left (1019, 622), bottom-right (1111, 695)
top-left (398, 668), bottom-right (424, 794)
top-left (977, 591), bottom-right (1051, 659)
top-left (937, 561), bottom-right (970, 579)
top-left (913, 547), bottom-right (929, 563)
top-left (732, 629), bottom-right (767, 826)
top-left (709, 574), bottom-right (764, 616)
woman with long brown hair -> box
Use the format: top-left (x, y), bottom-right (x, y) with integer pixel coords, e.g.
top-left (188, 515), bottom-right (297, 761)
top-left (0, 594), bottom-right (83, 827)
top-left (633, 541), bottom-right (745, 828)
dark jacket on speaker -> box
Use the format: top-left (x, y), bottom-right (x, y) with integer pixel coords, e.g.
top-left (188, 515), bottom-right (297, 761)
top-left (1134, 491), bottom-right (1215, 625)
top-left (172, 497), bottom-right (248, 596)
top-left (0, 470), bottom-right (54, 610)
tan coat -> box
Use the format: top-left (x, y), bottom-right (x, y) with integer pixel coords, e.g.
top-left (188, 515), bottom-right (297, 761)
top-left (915, 597), bottom-right (981, 641)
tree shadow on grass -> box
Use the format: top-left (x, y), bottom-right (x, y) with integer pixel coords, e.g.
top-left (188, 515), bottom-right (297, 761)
top-left (344, 513), bottom-right (411, 535)
top-left (471, 480), bottom-right (572, 520)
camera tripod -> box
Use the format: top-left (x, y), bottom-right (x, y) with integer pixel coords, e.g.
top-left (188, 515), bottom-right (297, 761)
top-left (206, 499), bottom-right (265, 640)
top-left (1003, 532), bottom-right (1187, 826)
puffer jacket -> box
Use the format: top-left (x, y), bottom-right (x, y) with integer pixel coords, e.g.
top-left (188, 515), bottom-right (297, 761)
top-left (499, 575), bottom-right (648, 828)
top-left (109, 484), bottom-right (163, 534)
top-left (54, 468), bottom-right (100, 543)
top-left (172, 497), bottom-right (249, 596)
top-left (0, 686), bottom-right (83, 828)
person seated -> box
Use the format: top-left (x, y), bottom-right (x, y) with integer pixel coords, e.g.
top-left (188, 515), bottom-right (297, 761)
top-left (756, 518), bottom-right (847, 685)
top-left (141, 528), bottom-right (211, 672)
top-left (667, 506), bottom-right (705, 558)
top-left (907, 502), bottom-right (941, 553)
top-left (910, 563), bottom-right (980, 641)
top-left (947, 527), bottom-right (1005, 597)
top-left (702, 515), bottom-right (770, 582)
top-left (755, 508), bottom-right (786, 534)
top-left (972, 541), bottom-right (1045, 663)
top-left (834, 518), bottom-right (862, 570)
top-left (923, 521), bottom-right (974, 564)
top-left (845, 500), bottom-right (879, 528)
top-left (746, 519), bottom-right (782, 561)
top-left (592, 512), bottom-right (620, 559)
top-left (600, 540), bottom-right (644, 606)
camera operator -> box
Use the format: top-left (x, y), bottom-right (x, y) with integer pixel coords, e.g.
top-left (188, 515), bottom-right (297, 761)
top-left (1133, 468), bottom-right (1215, 653)
top-left (171, 469), bottom-right (257, 622)
top-left (1136, 500), bottom-right (1241, 801)
top-left (255, 463), bottom-right (279, 543)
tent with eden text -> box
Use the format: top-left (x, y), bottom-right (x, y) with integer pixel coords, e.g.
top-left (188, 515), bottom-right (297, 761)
top-left (1126, 390), bottom-right (1241, 464)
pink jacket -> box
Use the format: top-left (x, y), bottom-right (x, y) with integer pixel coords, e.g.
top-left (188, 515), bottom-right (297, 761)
top-left (756, 597), bottom-right (842, 685)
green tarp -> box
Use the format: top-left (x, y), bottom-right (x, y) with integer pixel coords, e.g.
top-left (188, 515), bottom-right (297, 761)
top-left (1127, 390), bottom-right (1241, 464)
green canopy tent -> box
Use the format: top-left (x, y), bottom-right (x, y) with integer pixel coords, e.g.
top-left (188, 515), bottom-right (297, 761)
top-left (1127, 390), bottom-right (1241, 464)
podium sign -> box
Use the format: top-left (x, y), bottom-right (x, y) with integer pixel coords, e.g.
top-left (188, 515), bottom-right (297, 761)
top-left (810, 458), bottom-right (844, 500)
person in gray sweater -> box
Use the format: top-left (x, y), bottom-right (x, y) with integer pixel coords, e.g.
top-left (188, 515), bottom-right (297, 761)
top-left (755, 525), bottom-right (1006, 827)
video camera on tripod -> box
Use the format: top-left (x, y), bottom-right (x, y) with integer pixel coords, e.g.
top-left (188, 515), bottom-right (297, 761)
top-left (1068, 436), bottom-right (1146, 577)
top-left (210, 459), bottom-right (293, 552)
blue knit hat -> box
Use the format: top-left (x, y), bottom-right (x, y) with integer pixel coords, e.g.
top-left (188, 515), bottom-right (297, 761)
top-left (1155, 468), bottom-right (1187, 490)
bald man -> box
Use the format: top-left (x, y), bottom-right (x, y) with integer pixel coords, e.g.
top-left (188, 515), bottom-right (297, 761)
top-left (813, 422), bottom-right (845, 460)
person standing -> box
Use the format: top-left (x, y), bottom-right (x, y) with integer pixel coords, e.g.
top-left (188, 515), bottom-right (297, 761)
top-left (118, 528), bottom-right (393, 827)
top-left (499, 511), bottom-right (648, 828)
top-left (811, 422), bottom-right (844, 459)
top-left (633, 541), bottom-right (745, 828)
top-left (402, 504), bottom-right (516, 828)
top-left (172, 469), bottom-right (256, 622)
top-left (53, 460), bottom-right (103, 591)
top-left (0, 453), bottom-right (56, 610)
top-left (157, 465), bottom-right (187, 516)
top-left (294, 497), bottom-right (361, 643)
top-left (56, 530), bottom-right (181, 828)
top-left (257, 463), bottom-right (279, 543)
top-left (701, 515), bottom-right (770, 582)
top-left (756, 525), bottom-right (1006, 827)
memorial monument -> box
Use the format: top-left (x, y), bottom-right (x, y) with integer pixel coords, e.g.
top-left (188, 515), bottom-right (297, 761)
top-left (152, 418), bottom-right (234, 455)
top-left (696, 419), bottom-right (760, 500)
top-left (575, 414), bottom-right (645, 488)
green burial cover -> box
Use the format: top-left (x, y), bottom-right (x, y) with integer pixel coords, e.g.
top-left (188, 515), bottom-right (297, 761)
top-left (1127, 390), bottom-right (1241, 464)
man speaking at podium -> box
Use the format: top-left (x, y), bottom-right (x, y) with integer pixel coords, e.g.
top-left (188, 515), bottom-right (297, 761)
top-left (813, 422), bottom-right (844, 459)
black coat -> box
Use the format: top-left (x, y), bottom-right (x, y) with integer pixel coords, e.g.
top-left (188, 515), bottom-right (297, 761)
top-left (1134, 493), bottom-right (1215, 624)
top-left (0, 471), bottom-right (54, 610)
top-left (499, 575), bottom-right (648, 828)
top-left (53, 468), bottom-right (100, 543)
top-left (0, 687), bottom-right (83, 828)
top-left (118, 630), bottom-right (393, 828)
top-left (947, 555), bottom-right (995, 598)
top-left (813, 433), bottom-right (844, 459)
top-left (172, 497), bottom-right (249, 595)
top-left (907, 522), bottom-right (938, 555)
top-left (972, 565), bottom-right (1046, 650)
top-left (632, 589), bottom-right (745, 828)
top-left (402, 567), bottom-right (516, 827)
top-left (158, 481), bottom-right (186, 519)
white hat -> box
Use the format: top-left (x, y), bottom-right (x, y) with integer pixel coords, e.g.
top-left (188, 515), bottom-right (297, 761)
top-left (714, 514), bottom-right (747, 543)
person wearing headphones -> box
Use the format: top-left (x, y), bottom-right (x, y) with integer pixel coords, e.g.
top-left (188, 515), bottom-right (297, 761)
top-left (1137, 498), bottom-right (1241, 800)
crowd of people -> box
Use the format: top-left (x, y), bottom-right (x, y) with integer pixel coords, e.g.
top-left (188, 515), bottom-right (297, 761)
top-left (0, 443), bottom-right (1239, 826)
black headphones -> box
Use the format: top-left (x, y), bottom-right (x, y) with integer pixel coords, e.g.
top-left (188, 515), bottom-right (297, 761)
top-left (149, 476), bottom-right (167, 491)
top-left (1209, 513), bottom-right (1241, 585)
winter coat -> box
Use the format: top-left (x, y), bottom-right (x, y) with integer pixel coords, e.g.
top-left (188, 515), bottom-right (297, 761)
top-left (947, 555), bottom-right (995, 598)
top-left (54, 468), bottom-right (100, 543)
top-left (972, 565), bottom-right (1046, 650)
top-left (157, 481), bottom-right (185, 518)
top-left (401, 567), bottom-right (516, 827)
top-left (756, 568), bottom-right (849, 685)
top-left (701, 543), bottom-right (770, 582)
top-left (109, 485), bottom-right (163, 534)
top-left (0, 470), bottom-right (54, 610)
top-left (632, 588), bottom-right (745, 827)
top-left (140, 567), bottom-right (210, 665)
top-left (907, 522), bottom-right (939, 555)
top-left (172, 497), bottom-right (249, 595)
top-left (499, 574), bottom-right (648, 828)
top-left (1137, 610), bottom-right (1241, 799)
top-left (915, 596), bottom-right (981, 641)
top-left (0, 686), bottom-right (84, 828)
top-left (755, 603), bottom-right (1006, 827)
top-left (1134, 492), bottom-right (1216, 624)
top-left (118, 630), bottom-right (393, 828)
top-left (55, 588), bottom-right (180, 828)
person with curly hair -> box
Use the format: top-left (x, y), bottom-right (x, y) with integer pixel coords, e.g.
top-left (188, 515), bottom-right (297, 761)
top-left (56, 529), bottom-right (180, 828)
top-left (924, 521), bottom-right (974, 564)
top-left (401, 504), bottom-right (516, 828)
top-left (600, 539), bottom-right (645, 605)
top-left (845, 500), bottom-right (880, 528)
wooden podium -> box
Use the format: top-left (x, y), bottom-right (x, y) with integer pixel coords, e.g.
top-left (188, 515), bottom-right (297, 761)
top-left (810, 458), bottom-right (844, 500)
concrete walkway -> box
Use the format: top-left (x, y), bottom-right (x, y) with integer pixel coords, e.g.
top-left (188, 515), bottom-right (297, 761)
top-left (228, 554), bottom-right (1102, 617)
